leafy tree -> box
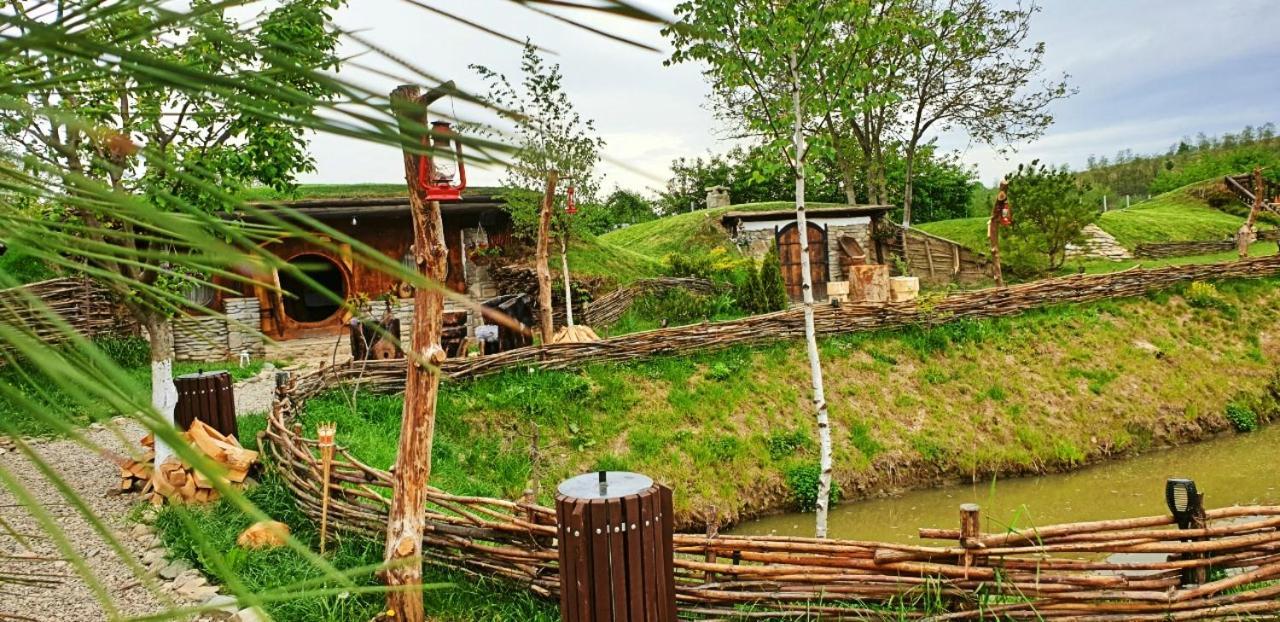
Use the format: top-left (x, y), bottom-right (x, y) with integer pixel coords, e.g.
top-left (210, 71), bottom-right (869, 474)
top-left (582, 188), bottom-right (657, 233)
top-left (668, 0), bottom-right (861, 537)
top-left (472, 42), bottom-right (604, 325)
top-left (896, 0), bottom-right (1072, 229)
top-left (758, 245), bottom-right (788, 312)
top-left (0, 0), bottom-right (343, 463)
top-left (1004, 160), bottom-right (1098, 272)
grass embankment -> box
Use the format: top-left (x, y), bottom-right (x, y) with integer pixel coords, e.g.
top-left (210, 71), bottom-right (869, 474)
top-left (601, 201), bottom-right (847, 259)
top-left (916, 182), bottom-right (1258, 255)
top-left (287, 275), bottom-right (1280, 526)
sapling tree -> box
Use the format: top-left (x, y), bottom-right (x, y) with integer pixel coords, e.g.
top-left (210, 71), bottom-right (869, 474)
top-left (0, 0), bottom-right (343, 464)
top-left (472, 43), bottom-right (604, 328)
top-left (1004, 160), bottom-right (1097, 271)
top-left (669, 0), bottom-right (867, 537)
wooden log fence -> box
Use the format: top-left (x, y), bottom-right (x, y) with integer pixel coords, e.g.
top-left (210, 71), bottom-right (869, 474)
top-left (882, 224), bottom-right (990, 285)
top-left (264, 369), bottom-right (1280, 619)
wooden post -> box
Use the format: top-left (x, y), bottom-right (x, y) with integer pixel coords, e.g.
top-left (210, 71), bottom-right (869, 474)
top-left (383, 84), bottom-right (451, 622)
top-left (1238, 167), bottom-right (1264, 258)
top-left (988, 179), bottom-right (1009, 288)
top-left (535, 171), bottom-right (558, 343)
top-left (959, 503), bottom-right (981, 579)
top-left (1183, 491), bottom-right (1209, 586)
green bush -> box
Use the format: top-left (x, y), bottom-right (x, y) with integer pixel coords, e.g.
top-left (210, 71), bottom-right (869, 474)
top-left (766, 429), bottom-right (812, 460)
top-left (634, 289), bottom-right (734, 325)
top-left (93, 335), bottom-right (150, 368)
top-left (734, 246), bottom-right (788, 314)
top-left (1184, 281), bottom-right (1234, 314)
top-left (785, 463), bottom-right (841, 512)
top-left (1225, 402), bottom-right (1259, 432)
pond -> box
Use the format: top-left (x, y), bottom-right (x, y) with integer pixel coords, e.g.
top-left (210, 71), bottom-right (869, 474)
top-left (732, 424), bottom-right (1280, 543)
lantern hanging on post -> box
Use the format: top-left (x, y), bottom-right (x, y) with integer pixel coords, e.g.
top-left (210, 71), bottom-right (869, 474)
top-left (565, 184), bottom-right (577, 215)
top-left (416, 120), bottom-right (467, 202)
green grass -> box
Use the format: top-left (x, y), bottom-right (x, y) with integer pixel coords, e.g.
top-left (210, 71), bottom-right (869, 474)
top-left (601, 201), bottom-right (848, 260)
top-left (292, 273), bottom-right (1280, 523)
top-left (564, 233), bottom-right (664, 285)
top-left (152, 469), bottom-right (557, 622)
top-left (0, 351), bottom-right (271, 437)
top-left (916, 181), bottom-right (1262, 256)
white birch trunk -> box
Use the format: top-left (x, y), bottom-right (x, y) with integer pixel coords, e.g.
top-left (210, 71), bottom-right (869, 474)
top-left (790, 49), bottom-right (833, 539)
top-left (146, 317), bottom-right (179, 465)
top-left (560, 238), bottom-right (575, 327)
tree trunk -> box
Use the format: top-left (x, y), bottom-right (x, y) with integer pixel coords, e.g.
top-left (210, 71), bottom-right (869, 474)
top-left (901, 141), bottom-right (918, 229)
top-left (559, 238), bottom-right (574, 328)
top-left (384, 85), bottom-right (450, 622)
top-left (790, 50), bottom-right (833, 539)
top-left (1239, 167), bottom-right (1264, 258)
top-left (144, 313), bottom-right (178, 466)
top-left (535, 171), bottom-right (558, 342)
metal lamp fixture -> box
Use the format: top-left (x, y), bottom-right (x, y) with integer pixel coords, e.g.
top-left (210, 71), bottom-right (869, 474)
top-left (1165, 478), bottom-right (1198, 529)
top-left (416, 120), bottom-right (467, 201)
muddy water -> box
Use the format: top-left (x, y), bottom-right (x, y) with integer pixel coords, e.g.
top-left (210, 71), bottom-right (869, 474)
top-left (733, 425), bottom-right (1280, 543)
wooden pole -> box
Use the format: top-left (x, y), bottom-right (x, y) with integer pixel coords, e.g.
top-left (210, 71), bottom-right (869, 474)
top-left (317, 421), bottom-right (336, 554)
top-left (535, 171), bottom-right (558, 343)
top-left (959, 504), bottom-right (981, 579)
top-left (1239, 167), bottom-right (1264, 258)
top-left (989, 179), bottom-right (1009, 288)
top-left (383, 85), bottom-right (450, 622)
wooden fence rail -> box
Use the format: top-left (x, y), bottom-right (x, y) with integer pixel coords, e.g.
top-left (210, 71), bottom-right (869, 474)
top-left (265, 368), bottom-right (1280, 620)
top-left (1135, 230), bottom-right (1280, 258)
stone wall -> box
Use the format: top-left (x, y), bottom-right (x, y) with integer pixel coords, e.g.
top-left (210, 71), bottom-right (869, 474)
top-left (172, 315), bottom-right (230, 362)
top-left (225, 297), bottom-right (264, 359)
top-left (727, 219), bottom-right (874, 282)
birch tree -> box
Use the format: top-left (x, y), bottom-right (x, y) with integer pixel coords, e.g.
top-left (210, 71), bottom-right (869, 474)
top-left (668, 0), bottom-right (866, 537)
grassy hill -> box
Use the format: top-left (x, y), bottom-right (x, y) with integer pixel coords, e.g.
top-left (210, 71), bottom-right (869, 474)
top-left (917, 181), bottom-right (1256, 255)
top-left (601, 201), bottom-right (848, 261)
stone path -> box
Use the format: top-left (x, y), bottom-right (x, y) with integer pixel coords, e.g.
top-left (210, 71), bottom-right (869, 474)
top-left (0, 374), bottom-right (277, 621)
top-left (1066, 223), bottom-right (1133, 261)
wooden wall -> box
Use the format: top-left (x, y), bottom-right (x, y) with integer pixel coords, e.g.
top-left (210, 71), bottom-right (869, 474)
top-left (883, 224), bottom-right (992, 285)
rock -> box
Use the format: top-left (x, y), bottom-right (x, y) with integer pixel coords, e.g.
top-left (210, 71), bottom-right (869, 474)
top-left (158, 558), bottom-right (193, 580)
top-left (131, 523), bottom-right (153, 538)
top-left (1132, 340), bottom-right (1163, 357)
top-left (179, 583), bottom-right (220, 601)
top-left (204, 594), bottom-right (240, 613)
top-left (233, 606), bottom-right (270, 622)
top-left (142, 549), bottom-right (166, 567)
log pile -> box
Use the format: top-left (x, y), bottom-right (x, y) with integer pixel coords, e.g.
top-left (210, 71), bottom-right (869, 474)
top-left (264, 370), bottom-right (1280, 620)
top-left (119, 421), bottom-right (258, 505)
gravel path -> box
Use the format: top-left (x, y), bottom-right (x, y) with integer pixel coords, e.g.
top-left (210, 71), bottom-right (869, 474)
top-left (0, 418), bottom-right (172, 621)
top-left (234, 369), bottom-right (278, 417)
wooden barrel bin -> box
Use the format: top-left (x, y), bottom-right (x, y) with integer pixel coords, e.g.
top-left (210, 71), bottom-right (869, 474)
top-left (174, 371), bottom-right (237, 439)
top-left (556, 472), bottom-right (676, 622)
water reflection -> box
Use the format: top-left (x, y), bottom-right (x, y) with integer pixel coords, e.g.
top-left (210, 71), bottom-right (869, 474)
top-left (734, 425), bottom-right (1280, 543)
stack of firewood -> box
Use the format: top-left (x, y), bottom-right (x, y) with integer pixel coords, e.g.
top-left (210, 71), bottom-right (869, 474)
top-left (118, 420), bottom-right (258, 505)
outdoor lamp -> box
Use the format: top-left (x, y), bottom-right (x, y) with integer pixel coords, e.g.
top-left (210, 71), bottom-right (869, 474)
top-left (1165, 478), bottom-right (1198, 529)
top-left (566, 184), bottom-right (578, 215)
top-left (417, 120), bottom-right (467, 201)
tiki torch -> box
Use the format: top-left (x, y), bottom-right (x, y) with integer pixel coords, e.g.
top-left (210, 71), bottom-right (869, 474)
top-left (317, 422), bottom-right (337, 554)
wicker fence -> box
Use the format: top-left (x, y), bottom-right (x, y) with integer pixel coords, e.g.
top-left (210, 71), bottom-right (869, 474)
top-left (1135, 230), bottom-right (1280, 259)
top-left (265, 371), bottom-right (1280, 620)
top-left (582, 277), bottom-right (718, 327)
top-left (0, 277), bottom-right (126, 346)
top-left (426, 254), bottom-right (1280, 381)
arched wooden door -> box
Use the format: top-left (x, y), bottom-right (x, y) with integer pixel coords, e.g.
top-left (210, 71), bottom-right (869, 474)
top-left (776, 222), bottom-right (828, 301)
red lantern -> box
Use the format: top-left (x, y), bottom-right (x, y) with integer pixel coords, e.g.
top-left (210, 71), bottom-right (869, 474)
top-left (416, 121), bottom-right (467, 202)
top-left (565, 184), bottom-right (578, 215)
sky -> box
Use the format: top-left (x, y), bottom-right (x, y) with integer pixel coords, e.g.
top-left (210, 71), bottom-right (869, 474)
top-left (299, 0), bottom-right (1280, 194)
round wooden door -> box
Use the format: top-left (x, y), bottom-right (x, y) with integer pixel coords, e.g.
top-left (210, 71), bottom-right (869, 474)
top-left (776, 222), bottom-right (828, 301)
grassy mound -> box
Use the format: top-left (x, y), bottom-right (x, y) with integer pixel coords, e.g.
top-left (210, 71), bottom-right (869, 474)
top-left (917, 181), bottom-right (1255, 255)
top-left (565, 233), bottom-right (664, 284)
top-left (601, 201), bottom-right (848, 260)
top-left (275, 275), bottom-right (1280, 525)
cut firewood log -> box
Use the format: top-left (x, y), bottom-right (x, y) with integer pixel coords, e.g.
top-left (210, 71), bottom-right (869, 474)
top-left (115, 423), bottom-right (259, 505)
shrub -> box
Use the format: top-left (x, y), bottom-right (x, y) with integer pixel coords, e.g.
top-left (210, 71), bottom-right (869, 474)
top-left (785, 463), bottom-right (841, 512)
top-left (1184, 281), bottom-right (1233, 314)
top-left (758, 246), bottom-right (788, 311)
top-left (1225, 402), bottom-right (1259, 432)
top-left (93, 335), bottom-right (150, 368)
top-left (1003, 160), bottom-right (1099, 273)
top-left (766, 429), bottom-right (812, 460)
top-left (634, 289), bottom-right (733, 325)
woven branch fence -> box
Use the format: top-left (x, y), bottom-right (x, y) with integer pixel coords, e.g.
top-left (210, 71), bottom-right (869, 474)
top-left (0, 277), bottom-right (125, 346)
top-left (1135, 231), bottom-right (1280, 259)
top-left (265, 372), bottom-right (1280, 620)
top-left (429, 254), bottom-right (1280, 381)
top-left (583, 277), bottom-right (718, 327)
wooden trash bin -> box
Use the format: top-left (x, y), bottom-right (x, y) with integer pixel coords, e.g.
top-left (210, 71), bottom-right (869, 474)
top-left (174, 371), bottom-right (237, 439)
top-left (556, 471), bottom-right (676, 622)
